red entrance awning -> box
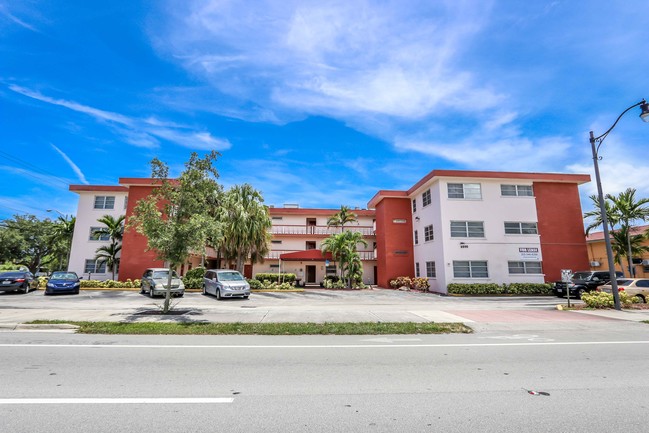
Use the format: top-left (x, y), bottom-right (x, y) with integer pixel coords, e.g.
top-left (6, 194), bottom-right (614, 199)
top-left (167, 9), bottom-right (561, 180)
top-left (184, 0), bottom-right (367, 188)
top-left (279, 250), bottom-right (333, 261)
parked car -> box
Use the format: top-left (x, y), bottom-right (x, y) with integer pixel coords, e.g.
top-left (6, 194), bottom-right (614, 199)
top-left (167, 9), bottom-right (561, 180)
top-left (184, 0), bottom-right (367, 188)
top-left (140, 268), bottom-right (185, 298)
top-left (553, 270), bottom-right (623, 298)
top-left (203, 269), bottom-right (250, 300)
top-left (0, 271), bottom-right (38, 294)
top-left (599, 278), bottom-right (649, 303)
top-left (44, 271), bottom-right (81, 295)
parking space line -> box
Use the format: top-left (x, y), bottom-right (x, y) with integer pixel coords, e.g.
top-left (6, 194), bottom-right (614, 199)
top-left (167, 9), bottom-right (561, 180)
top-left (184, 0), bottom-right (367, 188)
top-left (0, 397), bottom-right (234, 405)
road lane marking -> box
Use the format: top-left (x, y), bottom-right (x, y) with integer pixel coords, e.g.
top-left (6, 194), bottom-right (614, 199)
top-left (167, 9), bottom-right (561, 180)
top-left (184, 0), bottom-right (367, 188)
top-left (2, 341), bottom-right (649, 349)
top-left (0, 398), bottom-right (234, 405)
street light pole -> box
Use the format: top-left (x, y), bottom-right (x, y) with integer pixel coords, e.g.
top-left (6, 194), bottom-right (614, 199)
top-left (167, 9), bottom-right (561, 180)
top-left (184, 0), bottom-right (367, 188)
top-left (589, 99), bottom-right (649, 310)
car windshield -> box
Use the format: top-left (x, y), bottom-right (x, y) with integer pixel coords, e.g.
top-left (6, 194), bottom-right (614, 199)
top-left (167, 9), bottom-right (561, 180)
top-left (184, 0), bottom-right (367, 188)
top-left (616, 279), bottom-right (634, 286)
top-left (50, 272), bottom-right (78, 281)
top-left (572, 272), bottom-right (594, 280)
top-left (153, 270), bottom-right (179, 279)
top-left (218, 271), bottom-right (244, 281)
top-left (0, 272), bottom-right (25, 278)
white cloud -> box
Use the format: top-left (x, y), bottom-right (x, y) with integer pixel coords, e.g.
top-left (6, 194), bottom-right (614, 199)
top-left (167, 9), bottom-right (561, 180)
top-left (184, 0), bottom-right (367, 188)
top-left (8, 85), bottom-right (231, 151)
top-left (50, 144), bottom-right (88, 184)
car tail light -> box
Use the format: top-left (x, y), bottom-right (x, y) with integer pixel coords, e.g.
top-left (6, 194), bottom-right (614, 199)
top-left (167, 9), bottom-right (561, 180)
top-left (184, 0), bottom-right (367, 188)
top-left (618, 287), bottom-right (625, 292)
top-left (15, 278), bottom-right (25, 283)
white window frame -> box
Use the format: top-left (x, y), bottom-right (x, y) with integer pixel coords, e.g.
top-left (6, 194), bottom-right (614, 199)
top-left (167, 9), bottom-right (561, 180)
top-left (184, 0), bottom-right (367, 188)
top-left (94, 196), bottom-right (115, 210)
top-left (450, 221), bottom-right (485, 238)
top-left (412, 199), bottom-right (417, 213)
top-left (426, 261), bottom-right (436, 278)
top-left (504, 222), bottom-right (538, 235)
top-left (422, 189), bottom-right (432, 207)
top-left (84, 259), bottom-right (107, 274)
top-left (415, 262), bottom-right (420, 277)
top-left (448, 183), bottom-right (482, 200)
top-left (414, 230), bottom-right (419, 245)
top-left (501, 184), bottom-right (534, 197)
top-left (508, 261), bottom-right (542, 274)
top-left (89, 227), bottom-right (110, 241)
top-left (453, 261), bottom-right (488, 278)
top-left (424, 224), bottom-right (434, 242)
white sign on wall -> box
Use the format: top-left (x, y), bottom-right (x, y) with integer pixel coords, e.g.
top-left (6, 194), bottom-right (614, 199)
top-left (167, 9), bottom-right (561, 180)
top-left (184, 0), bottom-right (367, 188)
top-left (519, 247), bottom-right (540, 261)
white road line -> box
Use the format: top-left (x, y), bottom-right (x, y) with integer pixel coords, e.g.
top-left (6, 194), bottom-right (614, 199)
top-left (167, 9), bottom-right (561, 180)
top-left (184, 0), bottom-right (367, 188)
top-left (1, 341), bottom-right (649, 349)
top-left (0, 398), bottom-right (234, 405)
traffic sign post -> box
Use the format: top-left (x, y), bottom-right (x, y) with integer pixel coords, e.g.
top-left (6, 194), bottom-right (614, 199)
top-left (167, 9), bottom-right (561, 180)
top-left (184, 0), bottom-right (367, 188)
top-left (561, 269), bottom-right (573, 308)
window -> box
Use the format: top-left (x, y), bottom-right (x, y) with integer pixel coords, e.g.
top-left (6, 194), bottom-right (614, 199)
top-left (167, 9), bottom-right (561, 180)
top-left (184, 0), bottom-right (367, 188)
top-left (124, 196), bottom-right (128, 209)
top-left (415, 262), bottom-right (420, 277)
top-left (271, 240), bottom-right (282, 244)
top-left (305, 241), bottom-right (316, 250)
top-left (84, 259), bottom-right (107, 273)
top-left (453, 261), bottom-right (488, 278)
top-left (504, 222), bottom-right (538, 235)
top-left (424, 224), bottom-right (434, 242)
top-left (412, 199), bottom-right (417, 213)
top-left (414, 230), bottom-right (419, 245)
top-left (422, 189), bottom-right (431, 207)
top-left (89, 227), bottom-right (110, 241)
top-left (448, 183), bottom-right (481, 199)
top-left (94, 196), bottom-right (115, 210)
top-left (508, 261), bottom-right (542, 274)
top-left (450, 221), bottom-right (485, 238)
top-left (272, 216), bottom-right (283, 220)
top-left (501, 184), bottom-right (534, 197)
top-left (426, 261), bottom-right (436, 278)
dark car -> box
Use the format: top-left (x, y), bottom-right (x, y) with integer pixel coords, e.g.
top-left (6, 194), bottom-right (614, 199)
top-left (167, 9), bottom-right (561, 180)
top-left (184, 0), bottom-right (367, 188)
top-left (44, 271), bottom-right (81, 295)
top-left (0, 271), bottom-right (37, 294)
top-left (553, 270), bottom-right (623, 298)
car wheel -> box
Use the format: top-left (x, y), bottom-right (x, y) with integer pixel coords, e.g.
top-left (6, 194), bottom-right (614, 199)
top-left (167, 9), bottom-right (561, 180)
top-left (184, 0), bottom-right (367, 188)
top-left (637, 294), bottom-right (646, 303)
top-left (23, 283), bottom-right (30, 294)
top-left (178, 293), bottom-right (184, 298)
top-left (74, 289), bottom-right (80, 295)
top-left (216, 289), bottom-right (221, 300)
top-left (139, 285), bottom-right (145, 294)
top-left (202, 285), bottom-right (206, 295)
top-left (149, 288), bottom-right (155, 298)
top-left (577, 288), bottom-right (586, 298)
top-left (243, 295), bottom-right (249, 299)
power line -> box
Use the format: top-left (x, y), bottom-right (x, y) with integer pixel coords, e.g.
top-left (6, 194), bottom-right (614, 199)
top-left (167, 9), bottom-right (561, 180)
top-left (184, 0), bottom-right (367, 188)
top-left (0, 149), bottom-right (72, 188)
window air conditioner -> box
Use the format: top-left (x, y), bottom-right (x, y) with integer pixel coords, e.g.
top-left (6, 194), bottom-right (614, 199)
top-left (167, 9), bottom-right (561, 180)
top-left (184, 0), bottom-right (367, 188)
top-left (642, 260), bottom-right (649, 266)
top-left (590, 261), bottom-right (600, 267)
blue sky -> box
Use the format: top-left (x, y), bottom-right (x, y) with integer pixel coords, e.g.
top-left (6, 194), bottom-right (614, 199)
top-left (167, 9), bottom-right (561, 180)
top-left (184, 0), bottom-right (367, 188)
top-left (1, 0), bottom-right (648, 219)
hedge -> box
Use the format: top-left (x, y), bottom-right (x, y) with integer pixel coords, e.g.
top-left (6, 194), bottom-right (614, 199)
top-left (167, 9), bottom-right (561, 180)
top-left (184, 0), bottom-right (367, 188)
top-left (248, 278), bottom-right (296, 290)
top-left (447, 283), bottom-right (552, 295)
top-left (254, 273), bottom-right (296, 284)
top-left (580, 291), bottom-right (639, 308)
top-left (182, 267), bottom-right (205, 289)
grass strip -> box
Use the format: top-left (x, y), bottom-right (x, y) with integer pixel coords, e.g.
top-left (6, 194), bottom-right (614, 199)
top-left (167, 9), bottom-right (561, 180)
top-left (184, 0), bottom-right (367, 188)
top-left (27, 320), bottom-right (472, 335)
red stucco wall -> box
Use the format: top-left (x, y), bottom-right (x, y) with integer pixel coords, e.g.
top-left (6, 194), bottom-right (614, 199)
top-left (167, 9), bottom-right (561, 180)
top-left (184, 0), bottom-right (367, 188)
top-left (119, 185), bottom-right (165, 281)
top-left (374, 197), bottom-right (414, 288)
top-left (534, 182), bottom-right (589, 282)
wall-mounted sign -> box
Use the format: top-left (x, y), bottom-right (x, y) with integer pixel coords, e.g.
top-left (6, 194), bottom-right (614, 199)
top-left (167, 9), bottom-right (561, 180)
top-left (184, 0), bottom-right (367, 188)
top-left (392, 219), bottom-right (407, 224)
top-left (519, 247), bottom-right (540, 261)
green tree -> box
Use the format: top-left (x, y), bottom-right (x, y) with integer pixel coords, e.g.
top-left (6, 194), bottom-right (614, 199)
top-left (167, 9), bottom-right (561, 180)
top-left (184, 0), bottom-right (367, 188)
top-left (321, 230), bottom-right (367, 288)
top-left (94, 243), bottom-right (122, 281)
top-left (0, 215), bottom-right (57, 273)
top-left (326, 205), bottom-right (358, 231)
top-left (50, 215), bottom-right (75, 271)
top-left (610, 226), bottom-right (649, 272)
top-left (128, 152), bottom-right (222, 313)
top-left (217, 184), bottom-right (271, 273)
top-left (606, 188), bottom-right (649, 277)
top-left (93, 214), bottom-right (125, 280)
top-left (583, 194), bottom-right (618, 235)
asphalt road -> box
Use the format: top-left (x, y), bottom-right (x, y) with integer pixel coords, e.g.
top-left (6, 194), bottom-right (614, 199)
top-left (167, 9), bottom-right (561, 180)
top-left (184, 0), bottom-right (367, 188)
top-left (2, 327), bottom-right (649, 433)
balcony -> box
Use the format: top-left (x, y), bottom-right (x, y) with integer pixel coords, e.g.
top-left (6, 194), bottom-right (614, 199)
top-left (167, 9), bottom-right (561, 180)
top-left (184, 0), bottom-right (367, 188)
top-left (270, 225), bottom-right (375, 236)
top-left (266, 249), bottom-right (376, 260)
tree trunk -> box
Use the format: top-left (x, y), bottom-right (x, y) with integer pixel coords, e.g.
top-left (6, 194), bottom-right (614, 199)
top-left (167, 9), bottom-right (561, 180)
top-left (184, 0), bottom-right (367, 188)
top-left (163, 265), bottom-right (173, 313)
top-left (626, 233), bottom-right (634, 278)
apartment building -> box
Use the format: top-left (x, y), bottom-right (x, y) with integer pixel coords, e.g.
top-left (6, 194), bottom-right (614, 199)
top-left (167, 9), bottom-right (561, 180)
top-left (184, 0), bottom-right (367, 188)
top-left (68, 169), bottom-right (591, 293)
top-left (586, 224), bottom-right (649, 278)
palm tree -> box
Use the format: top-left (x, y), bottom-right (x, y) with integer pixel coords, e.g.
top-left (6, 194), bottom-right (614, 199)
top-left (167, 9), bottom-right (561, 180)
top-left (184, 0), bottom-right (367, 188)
top-left (51, 215), bottom-right (76, 270)
top-left (583, 194), bottom-right (618, 235)
top-left (93, 215), bottom-right (125, 279)
top-left (94, 215), bottom-right (125, 242)
top-left (610, 226), bottom-right (649, 274)
top-left (217, 184), bottom-right (271, 273)
top-left (322, 230), bottom-right (367, 287)
top-left (327, 205), bottom-right (358, 232)
top-left (94, 243), bottom-right (122, 281)
top-left (606, 188), bottom-right (649, 277)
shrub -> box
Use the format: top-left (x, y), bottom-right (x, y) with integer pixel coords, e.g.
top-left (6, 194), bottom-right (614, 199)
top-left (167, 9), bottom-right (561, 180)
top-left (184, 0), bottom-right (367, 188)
top-left (447, 283), bottom-right (505, 295)
top-left (182, 266), bottom-right (205, 289)
top-left (247, 278), bottom-right (263, 290)
top-left (411, 277), bottom-right (430, 291)
top-left (323, 279), bottom-right (346, 289)
top-left (506, 283), bottom-right (553, 295)
top-left (581, 291), bottom-right (640, 308)
top-left (78, 279), bottom-right (141, 289)
top-left (389, 276), bottom-right (412, 289)
top-left (255, 273), bottom-right (296, 284)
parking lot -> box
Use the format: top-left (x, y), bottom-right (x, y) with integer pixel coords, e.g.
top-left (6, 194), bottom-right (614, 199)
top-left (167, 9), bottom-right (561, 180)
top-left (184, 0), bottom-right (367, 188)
top-left (0, 287), bottom-right (579, 326)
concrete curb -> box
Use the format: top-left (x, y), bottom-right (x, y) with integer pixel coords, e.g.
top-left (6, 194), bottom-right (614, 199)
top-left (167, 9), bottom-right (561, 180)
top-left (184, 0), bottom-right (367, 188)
top-left (0, 323), bottom-right (80, 331)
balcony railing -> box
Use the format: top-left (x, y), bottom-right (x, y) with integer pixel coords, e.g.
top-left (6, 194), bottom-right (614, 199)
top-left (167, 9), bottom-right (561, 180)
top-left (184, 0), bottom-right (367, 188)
top-left (266, 249), bottom-right (376, 260)
top-left (270, 225), bottom-right (375, 236)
